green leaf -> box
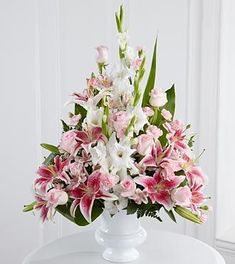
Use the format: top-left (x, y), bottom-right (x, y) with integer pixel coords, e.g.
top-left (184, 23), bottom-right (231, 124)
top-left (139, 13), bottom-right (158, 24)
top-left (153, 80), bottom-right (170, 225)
top-left (61, 119), bottom-right (70, 132)
top-left (174, 206), bottom-right (202, 224)
top-left (164, 208), bottom-right (177, 223)
top-left (115, 13), bottom-right (121, 33)
top-left (74, 103), bottom-right (87, 119)
top-left (74, 201), bottom-right (103, 226)
top-left (57, 200), bottom-right (103, 226)
top-left (142, 38), bottom-right (157, 107)
top-left (127, 200), bottom-right (139, 215)
top-left (40, 143), bottom-right (60, 155)
top-left (23, 201), bottom-right (37, 212)
top-left (56, 203), bottom-right (76, 224)
top-left (158, 126), bottom-right (168, 147)
top-left (186, 124), bottom-right (191, 130)
top-left (43, 153), bottom-right (56, 166)
top-left (188, 135), bottom-right (195, 148)
top-left (165, 84), bottom-right (175, 118)
top-left (119, 4), bottom-right (124, 25)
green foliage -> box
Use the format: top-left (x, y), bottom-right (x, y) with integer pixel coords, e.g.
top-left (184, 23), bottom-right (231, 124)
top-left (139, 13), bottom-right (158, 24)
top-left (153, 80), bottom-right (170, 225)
top-left (125, 116), bottom-right (137, 136)
top-left (56, 200), bottom-right (104, 226)
top-left (23, 201), bottom-right (36, 212)
top-left (165, 84), bottom-right (175, 118)
top-left (61, 119), bottom-right (70, 132)
top-left (43, 153), bottom-right (56, 166)
top-left (56, 203), bottom-right (76, 224)
top-left (188, 135), bottom-right (195, 148)
top-left (74, 103), bottom-right (87, 120)
top-left (127, 200), bottom-right (162, 222)
top-left (174, 205), bottom-right (202, 224)
top-left (101, 98), bottom-right (110, 137)
top-left (158, 126), bottom-right (168, 147)
top-left (142, 38), bottom-right (157, 107)
top-left (164, 208), bottom-right (177, 223)
top-left (40, 143), bottom-right (60, 155)
top-left (115, 5), bottom-right (124, 33)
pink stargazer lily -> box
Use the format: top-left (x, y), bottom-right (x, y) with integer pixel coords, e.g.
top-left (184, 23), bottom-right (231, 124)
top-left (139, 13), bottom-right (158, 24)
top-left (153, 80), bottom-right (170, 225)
top-left (135, 172), bottom-right (184, 210)
top-left (191, 182), bottom-right (205, 213)
top-left (34, 156), bottom-right (70, 193)
top-left (165, 120), bottom-right (191, 158)
top-left (181, 157), bottom-right (208, 186)
top-left (69, 170), bottom-right (117, 223)
top-left (76, 127), bottom-right (106, 152)
top-left (141, 143), bottom-right (181, 180)
top-left (34, 189), bottom-right (68, 222)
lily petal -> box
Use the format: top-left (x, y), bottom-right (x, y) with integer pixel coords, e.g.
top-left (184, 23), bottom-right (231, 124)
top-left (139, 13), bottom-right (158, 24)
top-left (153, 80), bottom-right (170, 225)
top-left (80, 194), bottom-right (95, 223)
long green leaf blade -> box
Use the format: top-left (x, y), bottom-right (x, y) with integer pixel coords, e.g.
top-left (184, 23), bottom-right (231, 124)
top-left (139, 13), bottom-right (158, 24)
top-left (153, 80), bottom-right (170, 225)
top-left (40, 143), bottom-right (60, 155)
top-left (142, 38), bottom-right (157, 107)
top-left (74, 103), bottom-right (87, 120)
top-left (165, 84), bottom-right (175, 118)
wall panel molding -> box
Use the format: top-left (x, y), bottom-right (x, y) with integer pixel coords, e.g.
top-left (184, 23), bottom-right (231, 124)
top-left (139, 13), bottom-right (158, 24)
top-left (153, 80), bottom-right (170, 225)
top-left (196, 0), bottom-right (221, 246)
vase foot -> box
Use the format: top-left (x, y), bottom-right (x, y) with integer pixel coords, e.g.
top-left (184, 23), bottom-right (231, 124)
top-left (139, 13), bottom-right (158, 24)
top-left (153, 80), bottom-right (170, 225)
top-left (102, 247), bottom-right (139, 263)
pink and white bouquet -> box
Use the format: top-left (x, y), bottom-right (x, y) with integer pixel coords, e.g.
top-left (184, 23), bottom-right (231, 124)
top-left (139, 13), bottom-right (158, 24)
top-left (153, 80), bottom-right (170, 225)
top-left (24, 6), bottom-right (210, 225)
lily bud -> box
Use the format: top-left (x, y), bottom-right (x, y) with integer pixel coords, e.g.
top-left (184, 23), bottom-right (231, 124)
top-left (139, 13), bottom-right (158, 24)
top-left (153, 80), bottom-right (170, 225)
top-left (174, 205), bottom-right (202, 224)
top-left (96, 45), bottom-right (108, 64)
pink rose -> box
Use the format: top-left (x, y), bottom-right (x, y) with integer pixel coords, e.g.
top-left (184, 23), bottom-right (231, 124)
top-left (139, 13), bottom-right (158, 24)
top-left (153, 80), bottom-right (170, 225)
top-left (149, 88), bottom-right (167, 107)
top-left (46, 189), bottom-right (68, 206)
top-left (109, 111), bottom-right (130, 138)
top-left (171, 186), bottom-right (192, 207)
top-left (146, 125), bottom-right (163, 139)
top-left (68, 114), bottom-right (81, 126)
top-left (60, 130), bottom-right (78, 154)
top-left (137, 134), bottom-right (154, 155)
top-left (143, 107), bottom-right (154, 117)
top-left (120, 178), bottom-right (136, 197)
top-left (96, 45), bottom-right (108, 64)
top-left (161, 109), bottom-right (172, 121)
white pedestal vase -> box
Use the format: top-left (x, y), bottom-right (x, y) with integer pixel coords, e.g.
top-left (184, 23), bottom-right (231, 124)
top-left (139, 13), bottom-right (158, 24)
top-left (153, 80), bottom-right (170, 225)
top-left (95, 210), bottom-right (147, 263)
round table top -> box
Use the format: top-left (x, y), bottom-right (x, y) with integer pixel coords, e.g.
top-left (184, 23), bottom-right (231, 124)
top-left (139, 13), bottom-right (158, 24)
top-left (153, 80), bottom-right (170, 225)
top-left (23, 229), bottom-right (225, 264)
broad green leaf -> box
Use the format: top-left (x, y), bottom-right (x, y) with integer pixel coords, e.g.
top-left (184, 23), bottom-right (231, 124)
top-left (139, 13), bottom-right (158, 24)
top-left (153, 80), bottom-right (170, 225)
top-left (164, 208), bottom-right (177, 223)
top-left (127, 201), bottom-right (139, 215)
top-left (43, 153), bottom-right (56, 166)
top-left (158, 126), bottom-right (168, 147)
top-left (56, 203), bottom-right (76, 224)
top-left (142, 38), bottom-right (157, 107)
top-left (165, 84), bottom-right (175, 118)
top-left (40, 143), bottom-right (60, 155)
top-left (74, 103), bottom-right (87, 120)
top-left (61, 119), bottom-right (70, 132)
top-left (174, 205), bottom-right (202, 224)
top-left (74, 202), bottom-right (103, 226)
top-left (23, 201), bottom-right (37, 212)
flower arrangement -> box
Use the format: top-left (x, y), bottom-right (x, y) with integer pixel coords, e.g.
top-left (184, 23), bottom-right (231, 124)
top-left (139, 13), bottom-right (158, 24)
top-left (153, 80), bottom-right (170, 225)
top-left (24, 5), bottom-right (210, 226)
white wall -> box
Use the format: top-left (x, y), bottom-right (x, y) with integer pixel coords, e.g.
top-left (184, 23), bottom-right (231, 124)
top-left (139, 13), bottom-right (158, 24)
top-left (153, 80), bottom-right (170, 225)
top-left (0, 0), bottom-right (233, 263)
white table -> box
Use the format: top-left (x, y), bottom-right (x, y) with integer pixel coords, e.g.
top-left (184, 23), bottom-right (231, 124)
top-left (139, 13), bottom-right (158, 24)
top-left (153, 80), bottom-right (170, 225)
top-left (23, 229), bottom-right (225, 264)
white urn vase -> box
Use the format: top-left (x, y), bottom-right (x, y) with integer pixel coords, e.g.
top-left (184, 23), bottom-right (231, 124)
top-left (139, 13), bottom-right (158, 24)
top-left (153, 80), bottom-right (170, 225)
top-left (95, 210), bottom-right (147, 263)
